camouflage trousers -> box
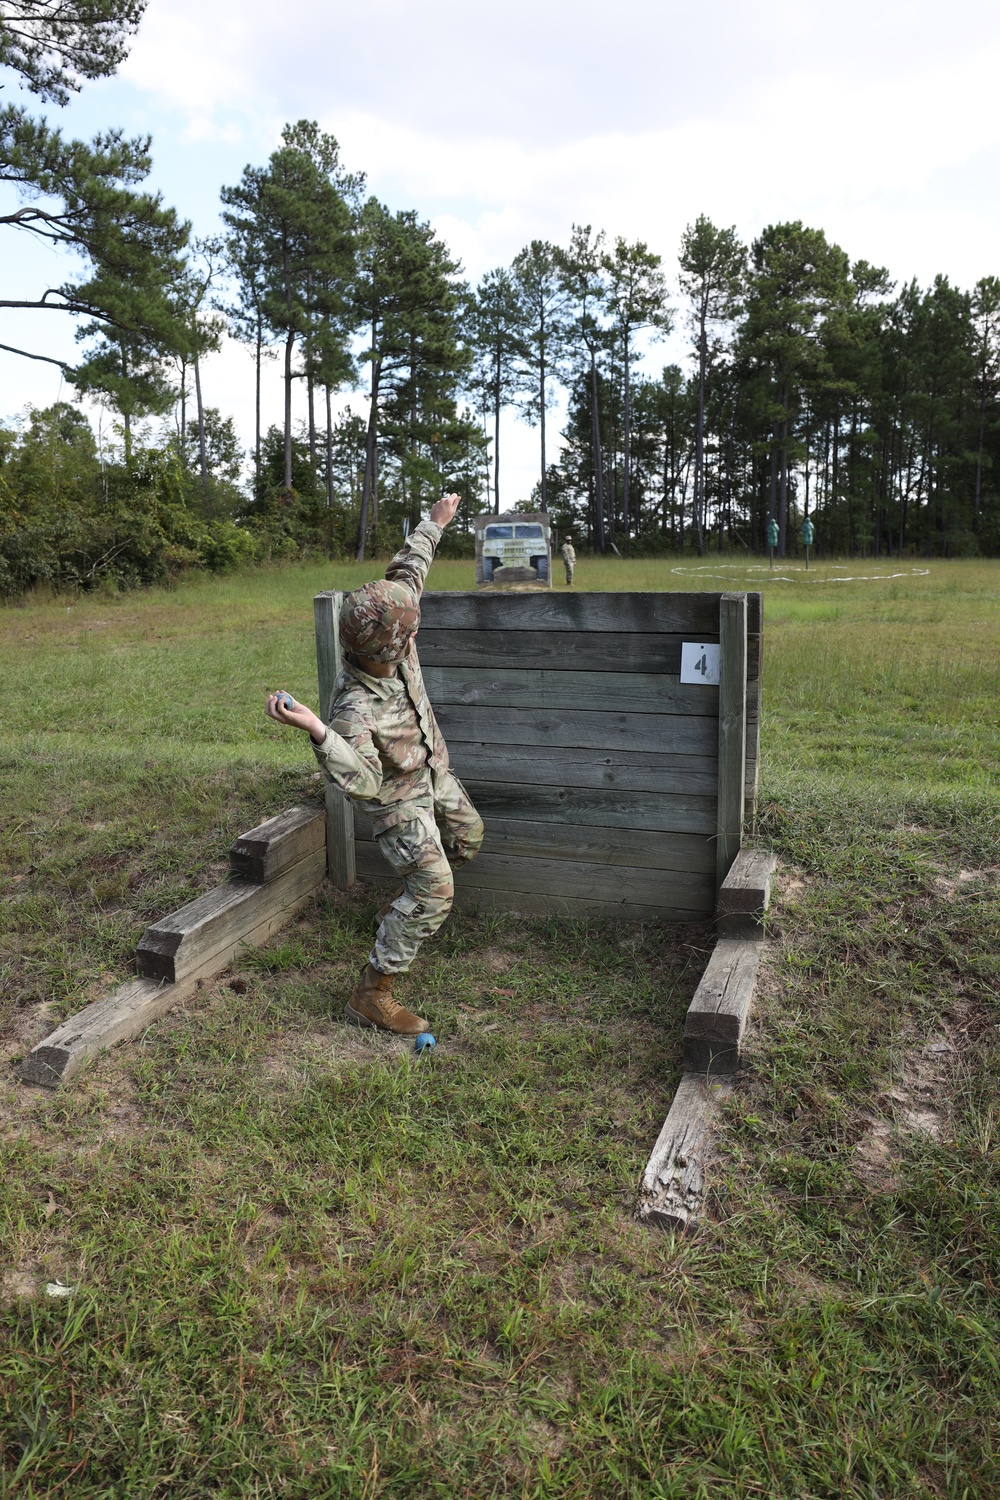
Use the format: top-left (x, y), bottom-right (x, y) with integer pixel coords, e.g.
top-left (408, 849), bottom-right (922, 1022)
top-left (563, 560), bottom-right (575, 584)
top-left (369, 770), bottom-right (484, 975)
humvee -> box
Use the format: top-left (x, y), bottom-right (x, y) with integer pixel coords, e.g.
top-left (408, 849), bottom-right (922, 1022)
top-left (481, 521), bottom-right (550, 583)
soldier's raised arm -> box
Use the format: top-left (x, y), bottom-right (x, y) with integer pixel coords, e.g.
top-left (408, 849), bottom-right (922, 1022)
top-left (384, 492), bottom-right (461, 600)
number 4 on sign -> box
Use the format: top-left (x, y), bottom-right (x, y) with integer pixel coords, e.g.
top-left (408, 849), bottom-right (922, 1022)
top-left (680, 642), bottom-right (721, 685)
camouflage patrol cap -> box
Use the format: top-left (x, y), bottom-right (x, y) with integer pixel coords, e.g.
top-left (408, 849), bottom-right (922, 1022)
top-left (339, 580), bottom-right (419, 663)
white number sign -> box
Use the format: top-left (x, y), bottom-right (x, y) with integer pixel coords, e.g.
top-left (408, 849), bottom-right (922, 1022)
top-left (680, 642), bottom-right (720, 685)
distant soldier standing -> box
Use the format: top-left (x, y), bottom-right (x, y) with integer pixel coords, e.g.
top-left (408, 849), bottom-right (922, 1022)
top-left (560, 535), bottom-right (577, 585)
top-left (265, 493), bottom-right (483, 1036)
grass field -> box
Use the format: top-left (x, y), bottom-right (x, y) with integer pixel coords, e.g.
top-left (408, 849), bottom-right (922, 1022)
top-left (1, 555), bottom-right (999, 1498)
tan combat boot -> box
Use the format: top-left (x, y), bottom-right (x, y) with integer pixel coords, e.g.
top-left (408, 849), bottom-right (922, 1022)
top-left (345, 963), bottom-right (428, 1036)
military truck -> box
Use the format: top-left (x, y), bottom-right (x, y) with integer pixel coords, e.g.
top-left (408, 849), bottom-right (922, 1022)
top-left (479, 519), bottom-right (550, 584)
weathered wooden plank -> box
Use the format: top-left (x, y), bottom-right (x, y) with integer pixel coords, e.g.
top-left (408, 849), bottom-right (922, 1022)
top-left (347, 864), bottom-right (714, 921)
top-left (467, 785), bottom-right (717, 835)
top-left (356, 782), bottom-right (717, 837)
top-left (636, 1073), bottom-right (734, 1230)
top-left (480, 820), bottom-right (715, 873)
top-left (743, 771), bottom-right (759, 830)
top-left (718, 848), bottom-right (777, 915)
top-left (451, 887), bottom-right (712, 921)
top-left (744, 676), bottom-right (761, 827)
top-left (354, 815), bottom-right (715, 874)
top-left (353, 841), bottom-right (714, 912)
top-left (420, 590), bottom-right (762, 636)
top-left (20, 852), bottom-right (326, 1089)
top-left (457, 855), bottom-right (711, 911)
top-left (417, 628), bottom-right (761, 680)
top-left (20, 977), bottom-right (200, 1088)
top-left (682, 937), bottom-right (761, 1074)
top-left (422, 666), bottom-right (719, 717)
top-left (435, 704), bottom-right (717, 756)
top-left (745, 613), bottom-right (763, 824)
top-left (449, 742), bottom-right (719, 796)
top-left (717, 848), bottom-right (777, 938)
top-left (229, 805), bottom-right (326, 883)
top-left (314, 590), bottom-right (356, 888)
top-left (417, 629), bottom-right (690, 674)
top-left (748, 634), bottom-right (760, 683)
top-left (136, 849), bottom-right (326, 985)
top-left (313, 590), bottom-right (342, 721)
top-left (716, 593), bottom-right (747, 887)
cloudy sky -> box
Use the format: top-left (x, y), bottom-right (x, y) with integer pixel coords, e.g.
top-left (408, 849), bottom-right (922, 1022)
top-left (3, 0), bottom-right (1000, 497)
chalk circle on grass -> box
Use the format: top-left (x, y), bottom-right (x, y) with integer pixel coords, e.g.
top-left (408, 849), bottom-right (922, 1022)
top-left (670, 563), bottom-right (931, 586)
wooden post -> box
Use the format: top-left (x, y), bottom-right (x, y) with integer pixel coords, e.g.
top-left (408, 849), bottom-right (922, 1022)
top-left (716, 592), bottom-right (747, 888)
top-left (314, 590), bottom-right (356, 888)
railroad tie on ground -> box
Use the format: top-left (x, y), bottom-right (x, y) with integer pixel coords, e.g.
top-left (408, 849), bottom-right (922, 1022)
top-left (18, 806), bottom-right (327, 1089)
top-left (637, 849), bottom-right (776, 1231)
top-left (716, 848), bottom-right (778, 940)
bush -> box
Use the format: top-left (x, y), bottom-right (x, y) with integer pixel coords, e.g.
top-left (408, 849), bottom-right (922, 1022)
top-left (0, 406), bottom-right (270, 596)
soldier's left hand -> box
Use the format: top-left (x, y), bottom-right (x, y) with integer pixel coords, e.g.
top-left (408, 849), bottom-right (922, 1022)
top-left (265, 692), bottom-right (325, 741)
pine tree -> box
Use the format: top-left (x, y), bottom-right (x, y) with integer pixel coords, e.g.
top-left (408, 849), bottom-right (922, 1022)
top-left (221, 177), bottom-right (273, 492)
top-left (678, 217), bottom-right (746, 556)
top-left (741, 222), bottom-right (851, 553)
top-left (0, 111), bottom-right (191, 376)
top-left (221, 122), bottom-right (356, 494)
top-left (971, 277), bottom-right (1000, 537)
top-left (511, 241), bottom-right (568, 512)
top-left (351, 200), bottom-right (467, 559)
top-left (602, 238), bottom-right (671, 548)
top-left (557, 225), bottom-right (611, 552)
top-left (467, 267), bottom-right (529, 513)
top-left (0, 1), bottom-right (145, 102)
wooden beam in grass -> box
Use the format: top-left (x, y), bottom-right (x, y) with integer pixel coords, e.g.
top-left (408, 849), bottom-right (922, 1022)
top-left (636, 1073), bottom-right (734, 1231)
top-left (19, 809), bottom-right (327, 1089)
top-left (717, 848), bottom-right (777, 939)
top-left (682, 937), bottom-right (762, 1075)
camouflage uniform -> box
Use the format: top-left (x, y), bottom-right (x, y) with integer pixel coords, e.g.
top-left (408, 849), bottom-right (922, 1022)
top-left (561, 539), bottom-right (576, 584)
top-left (311, 519), bottom-right (484, 974)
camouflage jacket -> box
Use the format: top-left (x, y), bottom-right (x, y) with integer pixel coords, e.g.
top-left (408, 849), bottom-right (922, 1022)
top-left (312, 519), bottom-right (450, 831)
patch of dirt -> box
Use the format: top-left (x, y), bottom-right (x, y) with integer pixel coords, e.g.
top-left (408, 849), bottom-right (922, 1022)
top-left (853, 1116), bottom-right (898, 1190)
top-left (1, 1267), bottom-right (38, 1300)
top-left (854, 1025), bottom-right (965, 1188)
top-left (520, 1417), bottom-right (566, 1458)
top-left (1, 998), bottom-right (59, 1064)
top-left (784, 1266), bottom-right (853, 1305)
top-left (480, 946), bottom-right (516, 974)
top-left (259, 1023), bottom-right (414, 1082)
top-left (773, 862), bottom-right (810, 907)
top-left (932, 866), bottom-right (1000, 901)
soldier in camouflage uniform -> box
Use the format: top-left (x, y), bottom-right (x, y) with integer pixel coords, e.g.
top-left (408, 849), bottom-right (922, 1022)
top-left (560, 536), bottom-right (576, 585)
top-left (265, 493), bottom-right (483, 1036)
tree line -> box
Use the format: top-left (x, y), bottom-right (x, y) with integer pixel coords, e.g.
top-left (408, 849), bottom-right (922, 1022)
top-left (1, 2), bottom-right (998, 595)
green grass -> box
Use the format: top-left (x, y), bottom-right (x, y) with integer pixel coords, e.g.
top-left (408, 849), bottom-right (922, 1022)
top-left (2, 556), bottom-right (1000, 1497)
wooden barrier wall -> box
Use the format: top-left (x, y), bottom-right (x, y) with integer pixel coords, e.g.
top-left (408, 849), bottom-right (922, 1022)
top-left (315, 590), bottom-right (762, 923)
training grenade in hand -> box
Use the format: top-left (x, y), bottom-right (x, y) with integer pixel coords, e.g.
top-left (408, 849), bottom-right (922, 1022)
top-left (277, 693), bottom-right (296, 711)
top-left (414, 1033), bottom-right (436, 1054)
